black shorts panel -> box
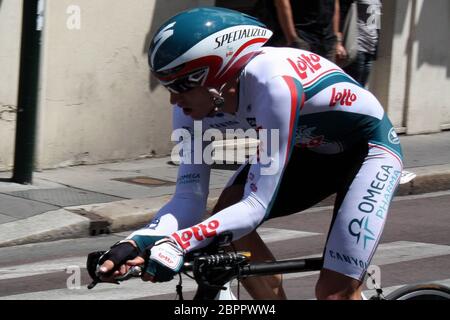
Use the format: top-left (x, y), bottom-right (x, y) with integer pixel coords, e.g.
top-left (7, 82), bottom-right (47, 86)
top-left (230, 142), bottom-right (369, 220)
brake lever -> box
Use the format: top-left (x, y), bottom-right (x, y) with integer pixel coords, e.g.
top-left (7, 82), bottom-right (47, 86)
top-left (88, 265), bottom-right (143, 289)
top-left (114, 265), bottom-right (143, 281)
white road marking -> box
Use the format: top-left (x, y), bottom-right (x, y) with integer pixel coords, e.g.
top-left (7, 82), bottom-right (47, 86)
top-left (392, 189), bottom-right (450, 201)
top-left (0, 228), bottom-right (321, 281)
top-left (292, 190), bottom-right (450, 215)
top-left (362, 278), bottom-right (450, 299)
top-left (280, 241), bottom-right (450, 281)
top-left (0, 257), bottom-right (87, 281)
top-left (258, 227), bottom-right (321, 243)
top-left (0, 274), bottom-right (198, 300)
top-left (1, 241), bottom-right (449, 300)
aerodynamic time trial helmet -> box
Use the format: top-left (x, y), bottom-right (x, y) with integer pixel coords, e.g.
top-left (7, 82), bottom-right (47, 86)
top-left (148, 7), bottom-right (272, 94)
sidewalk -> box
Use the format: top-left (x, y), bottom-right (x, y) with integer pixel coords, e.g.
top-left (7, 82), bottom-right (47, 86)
top-left (0, 132), bottom-right (449, 248)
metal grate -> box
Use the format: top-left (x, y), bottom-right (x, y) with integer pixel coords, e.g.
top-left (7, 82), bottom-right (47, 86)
top-left (6, 188), bottom-right (124, 207)
top-left (113, 176), bottom-right (175, 187)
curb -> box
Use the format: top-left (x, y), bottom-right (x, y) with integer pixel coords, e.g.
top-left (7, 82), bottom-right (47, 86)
top-left (0, 209), bottom-right (90, 248)
top-left (0, 195), bottom-right (220, 248)
top-left (396, 165), bottom-right (450, 196)
top-left (1, 165), bottom-right (449, 248)
top-left (65, 188), bottom-right (223, 236)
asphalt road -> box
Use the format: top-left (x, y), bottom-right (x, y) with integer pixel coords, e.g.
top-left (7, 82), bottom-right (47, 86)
top-left (0, 190), bottom-right (449, 300)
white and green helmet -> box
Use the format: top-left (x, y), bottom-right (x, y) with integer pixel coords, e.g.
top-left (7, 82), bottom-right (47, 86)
top-left (148, 7), bottom-right (272, 93)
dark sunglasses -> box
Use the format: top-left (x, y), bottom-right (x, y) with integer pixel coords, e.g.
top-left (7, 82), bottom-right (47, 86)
top-left (160, 68), bottom-right (208, 94)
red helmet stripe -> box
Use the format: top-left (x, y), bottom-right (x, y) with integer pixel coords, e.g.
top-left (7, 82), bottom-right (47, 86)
top-left (216, 37), bottom-right (268, 79)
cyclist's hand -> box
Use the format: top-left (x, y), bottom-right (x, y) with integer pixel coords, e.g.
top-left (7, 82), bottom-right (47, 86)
top-left (96, 240), bottom-right (139, 282)
top-left (336, 43), bottom-right (348, 64)
top-left (287, 36), bottom-right (308, 50)
top-left (142, 237), bottom-right (184, 283)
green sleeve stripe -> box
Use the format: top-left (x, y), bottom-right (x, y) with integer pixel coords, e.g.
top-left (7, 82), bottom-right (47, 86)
top-left (305, 72), bottom-right (361, 101)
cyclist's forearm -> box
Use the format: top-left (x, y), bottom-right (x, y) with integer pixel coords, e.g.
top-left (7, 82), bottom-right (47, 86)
top-left (274, 0), bottom-right (299, 44)
top-left (126, 193), bottom-right (207, 251)
top-left (171, 194), bottom-right (266, 252)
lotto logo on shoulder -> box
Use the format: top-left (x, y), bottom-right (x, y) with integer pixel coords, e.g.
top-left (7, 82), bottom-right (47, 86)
top-left (287, 53), bottom-right (322, 80)
top-left (329, 87), bottom-right (357, 107)
top-left (172, 220), bottom-right (220, 250)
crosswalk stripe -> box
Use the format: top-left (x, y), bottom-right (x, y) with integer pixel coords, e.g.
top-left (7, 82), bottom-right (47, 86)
top-left (1, 240), bottom-right (449, 300)
top-left (362, 278), bottom-right (450, 298)
top-left (372, 241), bottom-right (450, 265)
top-left (0, 228), bottom-right (320, 281)
top-left (281, 241), bottom-right (450, 280)
top-left (0, 275), bottom-right (198, 300)
top-left (258, 227), bottom-right (321, 243)
top-left (0, 257), bottom-right (87, 281)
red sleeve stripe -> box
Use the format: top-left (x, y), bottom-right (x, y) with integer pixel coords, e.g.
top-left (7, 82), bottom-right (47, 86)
top-left (282, 76), bottom-right (304, 162)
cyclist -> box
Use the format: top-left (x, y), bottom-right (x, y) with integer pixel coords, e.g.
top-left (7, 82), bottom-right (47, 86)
top-left (92, 7), bottom-right (403, 300)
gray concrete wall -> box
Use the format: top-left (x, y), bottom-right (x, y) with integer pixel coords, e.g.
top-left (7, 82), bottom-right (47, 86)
top-left (0, 0), bottom-right (22, 171)
top-left (369, 0), bottom-right (409, 130)
top-left (0, 0), bottom-right (213, 171)
top-left (36, 0), bottom-right (214, 169)
top-left (405, 0), bottom-right (450, 133)
top-left (0, 0), bottom-right (448, 171)
top-left (370, 0), bottom-right (450, 134)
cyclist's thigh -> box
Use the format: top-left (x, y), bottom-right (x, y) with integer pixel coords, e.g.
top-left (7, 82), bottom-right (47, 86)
top-left (216, 145), bottom-right (368, 220)
top-left (214, 149), bottom-right (337, 219)
top-left (323, 142), bottom-right (403, 281)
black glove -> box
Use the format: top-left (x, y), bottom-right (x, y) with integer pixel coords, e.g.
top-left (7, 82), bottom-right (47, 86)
top-left (98, 241), bottom-right (139, 269)
top-left (86, 241), bottom-right (139, 288)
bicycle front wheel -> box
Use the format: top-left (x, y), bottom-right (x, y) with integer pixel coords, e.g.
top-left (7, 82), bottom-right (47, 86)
top-left (385, 283), bottom-right (450, 300)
